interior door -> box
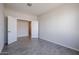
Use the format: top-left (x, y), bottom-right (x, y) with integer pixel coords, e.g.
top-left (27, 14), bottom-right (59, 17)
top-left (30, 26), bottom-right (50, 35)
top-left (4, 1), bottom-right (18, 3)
top-left (8, 16), bottom-right (17, 44)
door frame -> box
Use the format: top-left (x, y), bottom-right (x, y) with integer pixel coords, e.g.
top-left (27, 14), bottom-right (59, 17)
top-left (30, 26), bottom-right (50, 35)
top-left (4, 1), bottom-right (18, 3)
top-left (17, 19), bottom-right (32, 40)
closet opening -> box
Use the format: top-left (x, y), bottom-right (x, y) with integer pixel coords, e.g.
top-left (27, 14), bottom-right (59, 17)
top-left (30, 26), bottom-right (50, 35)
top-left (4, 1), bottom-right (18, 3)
top-left (17, 20), bottom-right (32, 41)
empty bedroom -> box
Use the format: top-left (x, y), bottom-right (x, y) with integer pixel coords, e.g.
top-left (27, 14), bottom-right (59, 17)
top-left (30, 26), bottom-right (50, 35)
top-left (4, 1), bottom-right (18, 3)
top-left (0, 3), bottom-right (79, 55)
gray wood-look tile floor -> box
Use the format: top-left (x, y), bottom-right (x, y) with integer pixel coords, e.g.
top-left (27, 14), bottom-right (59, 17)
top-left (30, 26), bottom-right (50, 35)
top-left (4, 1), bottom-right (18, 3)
top-left (1, 37), bottom-right (79, 55)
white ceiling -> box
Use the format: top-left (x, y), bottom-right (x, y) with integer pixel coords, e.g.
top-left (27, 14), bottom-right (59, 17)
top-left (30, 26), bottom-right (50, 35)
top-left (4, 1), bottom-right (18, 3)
top-left (5, 3), bottom-right (63, 16)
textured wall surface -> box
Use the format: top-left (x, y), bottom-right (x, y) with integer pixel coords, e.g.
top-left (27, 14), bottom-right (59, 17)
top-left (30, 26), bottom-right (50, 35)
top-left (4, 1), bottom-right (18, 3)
top-left (38, 4), bottom-right (79, 51)
top-left (0, 4), bottom-right (4, 53)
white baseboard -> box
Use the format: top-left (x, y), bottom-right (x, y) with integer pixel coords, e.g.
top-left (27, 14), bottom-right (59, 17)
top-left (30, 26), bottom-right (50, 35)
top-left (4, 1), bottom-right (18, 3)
top-left (0, 49), bottom-right (1, 53)
top-left (0, 44), bottom-right (4, 53)
top-left (39, 38), bottom-right (79, 52)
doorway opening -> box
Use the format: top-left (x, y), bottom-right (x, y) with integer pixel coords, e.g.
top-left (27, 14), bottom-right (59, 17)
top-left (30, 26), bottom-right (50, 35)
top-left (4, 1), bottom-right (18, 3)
top-left (17, 20), bottom-right (32, 41)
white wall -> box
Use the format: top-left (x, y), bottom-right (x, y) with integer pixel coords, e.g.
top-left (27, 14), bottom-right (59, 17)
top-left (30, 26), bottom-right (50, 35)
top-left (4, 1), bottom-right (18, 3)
top-left (38, 4), bottom-right (79, 51)
top-left (17, 20), bottom-right (29, 37)
top-left (4, 8), bottom-right (38, 39)
top-left (0, 4), bottom-right (4, 53)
